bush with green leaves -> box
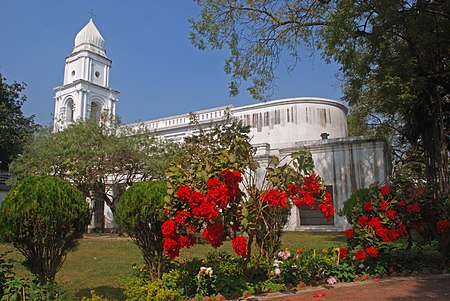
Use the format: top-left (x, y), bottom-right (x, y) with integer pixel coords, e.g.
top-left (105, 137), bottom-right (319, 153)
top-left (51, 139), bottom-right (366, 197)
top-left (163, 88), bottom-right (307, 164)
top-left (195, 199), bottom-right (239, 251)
top-left (124, 279), bottom-right (182, 301)
top-left (0, 250), bottom-right (14, 299)
top-left (340, 177), bottom-right (449, 273)
top-left (116, 180), bottom-right (167, 280)
top-left (0, 176), bottom-right (91, 284)
top-left (1, 277), bottom-right (76, 301)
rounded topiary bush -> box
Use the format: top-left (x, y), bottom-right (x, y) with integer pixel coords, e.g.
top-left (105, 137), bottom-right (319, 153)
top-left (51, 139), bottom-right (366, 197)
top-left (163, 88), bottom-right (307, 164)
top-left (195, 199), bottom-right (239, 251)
top-left (0, 176), bottom-right (91, 284)
top-left (116, 180), bottom-right (167, 280)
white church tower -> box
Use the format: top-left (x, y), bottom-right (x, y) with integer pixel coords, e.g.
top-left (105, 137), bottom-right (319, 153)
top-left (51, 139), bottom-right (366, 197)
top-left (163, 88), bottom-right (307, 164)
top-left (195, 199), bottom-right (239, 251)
top-left (53, 19), bottom-right (119, 130)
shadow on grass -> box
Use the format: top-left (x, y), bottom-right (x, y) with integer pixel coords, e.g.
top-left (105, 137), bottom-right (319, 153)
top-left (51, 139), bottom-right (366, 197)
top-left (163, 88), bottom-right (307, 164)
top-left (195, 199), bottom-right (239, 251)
top-left (76, 286), bottom-right (125, 301)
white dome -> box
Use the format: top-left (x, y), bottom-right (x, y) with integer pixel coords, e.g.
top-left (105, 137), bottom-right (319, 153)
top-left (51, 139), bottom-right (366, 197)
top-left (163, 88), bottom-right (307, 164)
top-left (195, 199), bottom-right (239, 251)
top-left (73, 19), bottom-right (105, 51)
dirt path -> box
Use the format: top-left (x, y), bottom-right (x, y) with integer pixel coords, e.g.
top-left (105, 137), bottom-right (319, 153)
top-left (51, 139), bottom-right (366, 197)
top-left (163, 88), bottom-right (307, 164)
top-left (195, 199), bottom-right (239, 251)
top-left (247, 274), bottom-right (450, 301)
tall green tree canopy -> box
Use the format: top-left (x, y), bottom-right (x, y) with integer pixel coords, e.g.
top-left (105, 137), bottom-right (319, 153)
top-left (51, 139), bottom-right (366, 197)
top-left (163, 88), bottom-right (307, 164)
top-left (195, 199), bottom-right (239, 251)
top-left (10, 121), bottom-right (180, 215)
top-left (190, 0), bottom-right (449, 195)
top-left (0, 73), bottom-right (37, 171)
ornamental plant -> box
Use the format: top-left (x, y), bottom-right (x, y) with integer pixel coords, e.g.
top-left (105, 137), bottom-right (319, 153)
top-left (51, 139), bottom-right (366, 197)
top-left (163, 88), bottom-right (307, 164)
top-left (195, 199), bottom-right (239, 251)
top-left (164, 118), bottom-right (333, 271)
top-left (164, 145), bottom-right (333, 269)
top-left (116, 180), bottom-right (168, 280)
top-left (163, 164), bottom-right (332, 261)
top-left (0, 176), bottom-right (91, 284)
top-left (341, 177), bottom-right (450, 268)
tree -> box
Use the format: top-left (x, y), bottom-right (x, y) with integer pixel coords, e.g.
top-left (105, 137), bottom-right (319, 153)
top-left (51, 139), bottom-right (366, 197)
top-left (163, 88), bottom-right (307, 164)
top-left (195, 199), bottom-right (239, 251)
top-left (0, 73), bottom-right (37, 171)
top-left (9, 121), bottom-right (180, 230)
top-left (116, 180), bottom-right (167, 281)
top-left (0, 176), bottom-right (91, 284)
top-left (190, 0), bottom-right (450, 196)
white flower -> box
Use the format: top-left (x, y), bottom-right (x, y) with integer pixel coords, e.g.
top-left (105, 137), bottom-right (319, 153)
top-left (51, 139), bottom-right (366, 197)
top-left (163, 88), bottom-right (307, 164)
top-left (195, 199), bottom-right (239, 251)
top-left (327, 276), bottom-right (337, 285)
top-left (206, 267), bottom-right (213, 276)
top-left (273, 260), bottom-right (283, 267)
top-left (274, 267), bottom-right (281, 276)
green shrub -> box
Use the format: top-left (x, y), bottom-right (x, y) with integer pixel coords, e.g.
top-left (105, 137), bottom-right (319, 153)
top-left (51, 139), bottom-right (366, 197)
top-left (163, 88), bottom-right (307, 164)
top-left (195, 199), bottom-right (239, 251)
top-left (2, 277), bottom-right (75, 301)
top-left (124, 279), bottom-right (182, 301)
top-left (116, 180), bottom-right (167, 280)
top-left (0, 250), bottom-right (14, 298)
top-left (0, 176), bottom-right (91, 284)
top-left (162, 257), bottom-right (203, 297)
top-left (81, 291), bottom-right (110, 301)
top-left (340, 178), bottom-right (449, 274)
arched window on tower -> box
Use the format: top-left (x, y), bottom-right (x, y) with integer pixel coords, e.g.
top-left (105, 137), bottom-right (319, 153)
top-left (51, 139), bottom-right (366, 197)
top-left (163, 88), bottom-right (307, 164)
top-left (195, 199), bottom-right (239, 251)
top-left (90, 101), bottom-right (101, 123)
top-left (66, 98), bottom-right (74, 122)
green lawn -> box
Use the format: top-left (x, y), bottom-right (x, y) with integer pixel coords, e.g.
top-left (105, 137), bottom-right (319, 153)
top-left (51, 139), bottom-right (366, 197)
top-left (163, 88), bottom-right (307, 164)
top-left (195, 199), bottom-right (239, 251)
top-left (0, 231), bottom-right (345, 300)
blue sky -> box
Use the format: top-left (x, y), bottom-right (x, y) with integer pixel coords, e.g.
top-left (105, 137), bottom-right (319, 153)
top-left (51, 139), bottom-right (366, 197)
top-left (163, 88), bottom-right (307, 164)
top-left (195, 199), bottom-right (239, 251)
top-left (0, 0), bottom-right (343, 127)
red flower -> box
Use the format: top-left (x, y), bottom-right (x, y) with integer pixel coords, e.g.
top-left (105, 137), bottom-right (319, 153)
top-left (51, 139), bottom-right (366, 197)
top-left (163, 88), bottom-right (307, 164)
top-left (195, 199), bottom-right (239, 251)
top-left (344, 228), bottom-right (354, 239)
top-left (188, 191), bottom-right (206, 208)
top-left (368, 217), bottom-right (382, 230)
top-left (232, 236), bottom-right (248, 257)
top-left (202, 223), bottom-right (223, 248)
top-left (176, 185), bottom-right (192, 201)
top-left (179, 234), bottom-right (195, 248)
top-left (288, 183), bottom-right (300, 196)
top-left (375, 226), bottom-right (389, 241)
top-left (161, 220), bottom-right (178, 238)
top-left (366, 247), bottom-right (379, 257)
top-left (357, 216), bottom-right (369, 227)
top-left (324, 192), bottom-right (332, 203)
top-left (397, 200), bottom-right (405, 207)
top-left (413, 224), bottom-right (424, 232)
top-left (222, 169), bottom-right (243, 197)
top-left (363, 201), bottom-right (373, 212)
top-left (379, 200), bottom-right (389, 211)
top-left (206, 186), bottom-right (230, 208)
top-left (386, 209), bottom-right (397, 220)
top-left (192, 200), bottom-right (218, 220)
top-left (436, 219), bottom-right (450, 234)
top-left (206, 177), bottom-right (224, 189)
top-left (407, 203), bottom-right (421, 214)
top-left (163, 238), bottom-right (180, 260)
top-left (380, 185), bottom-right (391, 196)
top-left (339, 247), bottom-right (348, 259)
top-left (318, 202), bottom-right (335, 221)
top-left (355, 250), bottom-right (366, 261)
top-left (261, 189), bottom-right (288, 208)
top-left (294, 190), bottom-right (316, 208)
top-left (175, 210), bottom-right (191, 225)
top-left (303, 174), bottom-right (320, 193)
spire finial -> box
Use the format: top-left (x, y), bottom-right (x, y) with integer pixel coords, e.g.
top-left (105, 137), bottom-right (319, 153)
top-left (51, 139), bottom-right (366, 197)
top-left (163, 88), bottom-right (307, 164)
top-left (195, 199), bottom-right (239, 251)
top-left (88, 9), bottom-right (96, 20)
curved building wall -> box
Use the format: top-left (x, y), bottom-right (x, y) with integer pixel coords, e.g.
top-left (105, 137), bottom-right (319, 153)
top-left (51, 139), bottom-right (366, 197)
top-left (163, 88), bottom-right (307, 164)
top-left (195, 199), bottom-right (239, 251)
top-left (232, 97), bottom-right (348, 148)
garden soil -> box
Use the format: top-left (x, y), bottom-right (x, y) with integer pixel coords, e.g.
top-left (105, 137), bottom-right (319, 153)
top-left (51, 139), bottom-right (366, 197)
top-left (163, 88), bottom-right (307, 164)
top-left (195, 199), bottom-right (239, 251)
top-left (245, 274), bottom-right (450, 301)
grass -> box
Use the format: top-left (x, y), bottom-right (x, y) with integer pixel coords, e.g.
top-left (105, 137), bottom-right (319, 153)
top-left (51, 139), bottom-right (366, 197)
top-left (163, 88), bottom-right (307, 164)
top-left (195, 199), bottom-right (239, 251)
top-left (0, 231), bottom-right (345, 300)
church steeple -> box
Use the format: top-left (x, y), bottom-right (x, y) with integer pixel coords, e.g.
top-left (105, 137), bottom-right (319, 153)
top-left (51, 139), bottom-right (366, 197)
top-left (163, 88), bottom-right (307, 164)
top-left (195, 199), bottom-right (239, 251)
top-left (53, 19), bottom-right (119, 131)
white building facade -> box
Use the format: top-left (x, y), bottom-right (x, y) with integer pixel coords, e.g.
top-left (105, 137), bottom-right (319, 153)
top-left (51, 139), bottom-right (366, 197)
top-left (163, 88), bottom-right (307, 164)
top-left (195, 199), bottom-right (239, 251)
top-left (54, 20), bottom-right (390, 231)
